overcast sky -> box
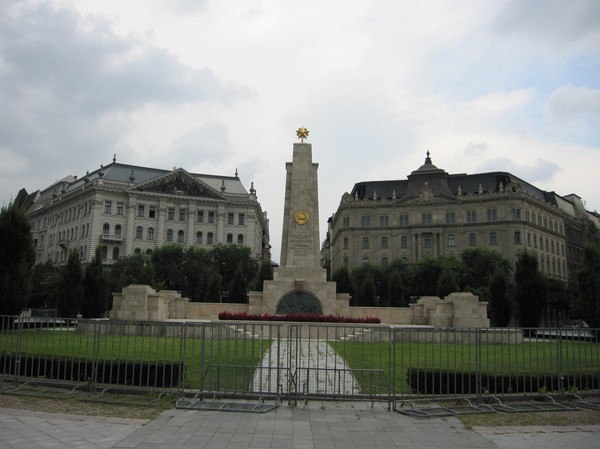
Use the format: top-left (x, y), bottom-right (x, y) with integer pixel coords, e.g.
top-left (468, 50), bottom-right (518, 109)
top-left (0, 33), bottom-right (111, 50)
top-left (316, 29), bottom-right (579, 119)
top-left (1, 0), bottom-right (599, 263)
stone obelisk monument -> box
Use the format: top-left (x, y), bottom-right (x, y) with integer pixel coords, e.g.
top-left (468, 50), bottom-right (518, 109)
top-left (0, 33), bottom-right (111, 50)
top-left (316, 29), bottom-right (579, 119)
top-left (249, 128), bottom-right (349, 316)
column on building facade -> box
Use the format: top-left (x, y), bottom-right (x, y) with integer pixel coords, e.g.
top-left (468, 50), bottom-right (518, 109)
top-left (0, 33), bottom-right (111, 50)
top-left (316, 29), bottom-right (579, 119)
top-left (156, 198), bottom-right (166, 247)
top-left (124, 197), bottom-right (136, 256)
top-left (217, 204), bottom-right (225, 244)
top-left (187, 202), bottom-right (196, 245)
top-left (413, 233), bottom-right (419, 262)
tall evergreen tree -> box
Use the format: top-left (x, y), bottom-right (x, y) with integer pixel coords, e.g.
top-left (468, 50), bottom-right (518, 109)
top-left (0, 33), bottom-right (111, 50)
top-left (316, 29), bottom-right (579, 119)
top-left (0, 203), bottom-right (35, 315)
top-left (256, 259), bottom-right (274, 292)
top-left (489, 268), bottom-right (511, 327)
top-left (228, 264), bottom-right (247, 303)
top-left (576, 246), bottom-right (600, 328)
top-left (57, 249), bottom-right (84, 317)
top-left (388, 268), bottom-right (407, 307)
top-left (514, 251), bottom-right (547, 330)
top-left (332, 265), bottom-right (352, 294)
top-left (357, 273), bottom-right (377, 307)
top-left (81, 246), bottom-right (109, 318)
top-left (204, 269), bottom-right (222, 302)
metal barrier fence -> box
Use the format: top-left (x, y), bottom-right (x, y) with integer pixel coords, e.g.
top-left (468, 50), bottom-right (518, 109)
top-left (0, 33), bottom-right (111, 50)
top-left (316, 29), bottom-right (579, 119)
top-left (1, 315), bottom-right (598, 405)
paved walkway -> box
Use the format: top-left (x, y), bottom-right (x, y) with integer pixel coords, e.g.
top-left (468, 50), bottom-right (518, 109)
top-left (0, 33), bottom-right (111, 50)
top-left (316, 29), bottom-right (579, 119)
top-left (2, 403), bottom-right (600, 449)
top-left (252, 340), bottom-right (359, 396)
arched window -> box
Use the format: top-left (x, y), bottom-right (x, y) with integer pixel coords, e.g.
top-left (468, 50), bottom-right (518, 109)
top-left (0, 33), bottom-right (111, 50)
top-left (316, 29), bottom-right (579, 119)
top-left (362, 257), bottom-right (369, 265)
top-left (101, 246), bottom-right (108, 260)
top-left (196, 232), bottom-right (203, 244)
top-left (146, 249), bottom-right (152, 256)
top-left (343, 257), bottom-right (349, 266)
top-left (226, 233), bottom-right (233, 243)
top-left (177, 230), bottom-right (184, 243)
top-left (381, 257), bottom-right (389, 268)
top-left (134, 248), bottom-right (141, 255)
top-left (103, 223), bottom-right (110, 235)
top-left (147, 227), bottom-right (154, 240)
top-left (113, 247), bottom-right (120, 260)
top-left (207, 232), bottom-right (214, 245)
top-left (115, 224), bottom-right (122, 236)
top-left (237, 234), bottom-right (244, 244)
top-left (166, 229), bottom-right (173, 242)
top-left (136, 226), bottom-right (143, 239)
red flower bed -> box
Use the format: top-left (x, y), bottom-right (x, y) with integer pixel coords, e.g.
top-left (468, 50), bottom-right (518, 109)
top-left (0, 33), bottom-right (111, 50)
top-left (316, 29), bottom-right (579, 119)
top-left (218, 311), bottom-right (380, 324)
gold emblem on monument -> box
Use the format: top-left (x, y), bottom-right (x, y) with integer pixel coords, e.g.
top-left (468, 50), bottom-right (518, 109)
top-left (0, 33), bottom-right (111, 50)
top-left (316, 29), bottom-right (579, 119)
top-left (294, 210), bottom-right (309, 225)
top-left (296, 126), bottom-right (309, 142)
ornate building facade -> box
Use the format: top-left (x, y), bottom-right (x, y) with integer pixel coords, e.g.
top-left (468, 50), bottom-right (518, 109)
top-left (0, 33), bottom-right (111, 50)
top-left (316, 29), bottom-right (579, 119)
top-left (324, 153), bottom-right (600, 284)
top-left (22, 158), bottom-right (270, 266)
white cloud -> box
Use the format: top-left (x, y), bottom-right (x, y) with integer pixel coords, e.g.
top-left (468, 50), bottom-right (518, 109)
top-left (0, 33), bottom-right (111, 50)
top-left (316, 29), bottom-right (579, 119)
top-left (547, 85), bottom-right (600, 118)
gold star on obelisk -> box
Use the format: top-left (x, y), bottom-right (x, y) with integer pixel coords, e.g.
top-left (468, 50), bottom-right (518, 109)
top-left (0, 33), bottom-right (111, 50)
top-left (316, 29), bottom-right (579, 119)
top-left (296, 126), bottom-right (309, 142)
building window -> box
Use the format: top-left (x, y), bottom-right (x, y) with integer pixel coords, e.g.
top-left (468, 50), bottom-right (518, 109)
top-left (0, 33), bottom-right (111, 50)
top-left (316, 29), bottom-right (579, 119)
top-left (136, 226), bottom-right (143, 239)
top-left (147, 227), bottom-right (154, 240)
top-left (116, 202), bottom-right (123, 215)
top-left (178, 230), bottom-right (184, 243)
top-left (362, 236), bottom-right (369, 249)
top-left (112, 247), bottom-right (119, 260)
top-left (361, 216), bottom-right (371, 227)
top-left (423, 234), bottom-right (432, 248)
top-left (487, 209), bottom-right (497, 221)
top-left (343, 237), bottom-right (349, 249)
top-left (207, 232), bottom-right (214, 245)
top-left (343, 217), bottom-right (350, 227)
top-left (534, 234), bottom-right (538, 248)
top-left (168, 208), bottom-right (175, 220)
top-left (514, 231), bottom-right (521, 244)
top-left (401, 236), bottom-right (408, 248)
top-left (166, 229), bottom-right (173, 242)
top-left (469, 233), bottom-right (476, 246)
top-left (134, 248), bottom-right (141, 255)
top-left (511, 208), bottom-right (521, 220)
top-left (179, 209), bottom-right (186, 221)
top-left (237, 234), bottom-right (244, 244)
top-left (381, 236), bottom-right (388, 249)
top-left (422, 213), bottom-right (432, 225)
top-left (527, 233), bottom-right (531, 246)
top-left (146, 249), bottom-right (152, 256)
top-left (104, 201), bottom-right (112, 214)
top-left (103, 223), bottom-right (110, 235)
top-left (227, 213), bottom-right (234, 225)
top-left (399, 214), bottom-right (409, 226)
top-left (115, 224), bottom-right (122, 236)
top-left (238, 213), bottom-right (245, 225)
top-left (489, 232), bottom-right (497, 245)
top-left (381, 257), bottom-right (389, 268)
top-left (467, 211), bottom-right (477, 223)
top-left (101, 246), bottom-right (108, 260)
top-left (448, 234), bottom-right (455, 247)
top-left (227, 233), bottom-right (233, 243)
top-left (343, 257), bottom-right (349, 266)
top-left (149, 207), bottom-right (156, 218)
top-left (137, 205), bottom-right (145, 217)
top-left (362, 257), bottom-right (370, 265)
top-left (208, 212), bottom-right (215, 223)
top-left (445, 212), bottom-right (455, 224)
top-left (197, 211), bottom-right (204, 222)
top-left (380, 216), bottom-right (389, 227)
top-left (196, 232), bottom-right (203, 244)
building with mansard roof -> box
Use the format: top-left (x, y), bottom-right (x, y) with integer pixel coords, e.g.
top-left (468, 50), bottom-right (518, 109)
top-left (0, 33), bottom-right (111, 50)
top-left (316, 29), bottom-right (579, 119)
top-left (22, 157), bottom-right (270, 266)
top-left (323, 153), bottom-right (599, 284)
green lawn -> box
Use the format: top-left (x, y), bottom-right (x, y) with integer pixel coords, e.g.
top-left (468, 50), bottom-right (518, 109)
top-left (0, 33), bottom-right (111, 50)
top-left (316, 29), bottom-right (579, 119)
top-left (0, 328), bottom-right (270, 392)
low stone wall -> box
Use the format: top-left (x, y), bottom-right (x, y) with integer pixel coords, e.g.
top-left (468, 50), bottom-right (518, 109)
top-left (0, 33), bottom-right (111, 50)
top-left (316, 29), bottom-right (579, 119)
top-left (110, 285), bottom-right (490, 329)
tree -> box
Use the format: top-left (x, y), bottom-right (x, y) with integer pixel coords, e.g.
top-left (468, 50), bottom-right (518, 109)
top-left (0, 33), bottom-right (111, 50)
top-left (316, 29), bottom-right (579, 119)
top-left (204, 269), bottom-right (222, 302)
top-left (489, 268), bottom-right (512, 327)
top-left (0, 203), bottom-right (35, 315)
top-left (460, 248), bottom-right (512, 300)
top-left (514, 251), bottom-right (547, 330)
top-left (29, 261), bottom-right (58, 309)
top-left (228, 264), bottom-right (248, 303)
top-left (109, 253), bottom-right (154, 293)
top-left (210, 244), bottom-right (258, 292)
top-left (151, 245), bottom-right (185, 291)
top-left (576, 246), bottom-right (600, 328)
top-left (350, 264), bottom-right (381, 306)
top-left (388, 268), bottom-right (408, 307)
top-left (57, 249), bottom-right (84, 317)
top-left (356, 273), bottom-right (377, 307)
top-left (437, 267), bottom-right (459, 298)
top-left (410, 256), bottom-right (461, 297)
top-left (256, 259), bottom-right (274, 292)
top-left (332, 265), bottom-right (352, 294)
top-left (81, 246), bottom-right (109, 318)
top-left (181, 247), bottom-right (212, 301)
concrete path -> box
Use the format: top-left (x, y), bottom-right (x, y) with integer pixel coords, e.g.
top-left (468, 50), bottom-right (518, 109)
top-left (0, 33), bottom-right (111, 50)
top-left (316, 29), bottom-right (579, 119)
top-left (252, 339), bottom-right (360, 396)
top-left (3, 403), bottom-right (600, 449)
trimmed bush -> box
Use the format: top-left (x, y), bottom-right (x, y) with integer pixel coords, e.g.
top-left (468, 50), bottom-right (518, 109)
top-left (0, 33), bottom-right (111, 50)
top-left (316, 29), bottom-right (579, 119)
top-left (218, 311), bottom-right (381, 324)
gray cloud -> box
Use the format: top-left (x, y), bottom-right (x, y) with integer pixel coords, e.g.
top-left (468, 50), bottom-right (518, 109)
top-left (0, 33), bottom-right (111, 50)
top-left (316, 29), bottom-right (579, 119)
top-left (547, 85), bottom-right (600, 118)
top-left (492, 0), bottom-right (600, 49)
top-left (0, 2), bottom-right (250, 198)
top-left (172, 122), bottom-right (233, 163)
top-left (476, 157), bottom-right (562, 184)
top-left (464, 141), bottom-right (490, 155)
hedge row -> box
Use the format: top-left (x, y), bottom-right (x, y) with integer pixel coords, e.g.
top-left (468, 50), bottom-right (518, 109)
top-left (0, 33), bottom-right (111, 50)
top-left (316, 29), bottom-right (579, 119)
top-left (218, 311), bottom-right (381, 324)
